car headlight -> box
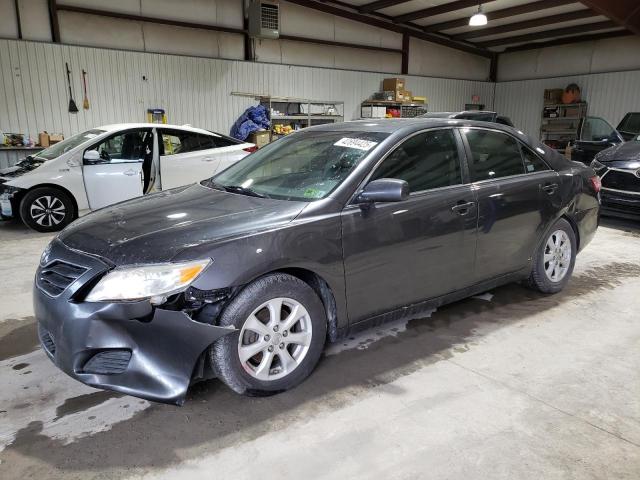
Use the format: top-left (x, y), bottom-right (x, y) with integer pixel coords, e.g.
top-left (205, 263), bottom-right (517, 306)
top-left (85, 259), bottom-right (211, 302)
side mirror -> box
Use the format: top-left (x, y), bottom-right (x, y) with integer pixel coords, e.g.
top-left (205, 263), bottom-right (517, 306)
top-left (357, 178), bottom-right (409, 204)
top-left (83, 150), bottom-right (101, 163)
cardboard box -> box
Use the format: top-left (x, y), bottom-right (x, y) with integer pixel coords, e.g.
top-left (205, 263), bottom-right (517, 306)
top-left (544, 88), bottom-right (563, 105)
top-left (38, 132), bottom-right (50, 147)
top-left (249, 130), bottom-right (270, 149)
top-left (563, 106), bottom-right (580, 117)
top-left (49, 133), bottom-right (64, 144)
top-left (383, 78), bottom-right (405, 93)
top-left (402, 90), bottom-right (412, 102)
top-left (412, 96), bottom-right (427, 104)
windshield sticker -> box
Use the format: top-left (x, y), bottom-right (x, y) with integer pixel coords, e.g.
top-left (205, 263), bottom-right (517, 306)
top-left (334, 138), bottom-right (378, 151)
top-left (303, 188), bottom-right (323, 199)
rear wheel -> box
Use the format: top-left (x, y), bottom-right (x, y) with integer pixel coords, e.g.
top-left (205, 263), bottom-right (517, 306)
top-left (19, 187), bottom-right (76, 232)
top-left (210, 273), bottom-right (327, 395)
top-left (528, 218), bottom-right (576, 293)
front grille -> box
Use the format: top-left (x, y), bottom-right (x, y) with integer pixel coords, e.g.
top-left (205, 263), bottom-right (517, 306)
top-left (37, 261), bottom-right (88, 296)
top-left (82, 350), bottom-right (132, 375)
top-left (40, 331), bottom-right (56, 356)
top-left (601, 170), bottom-right (640, 193)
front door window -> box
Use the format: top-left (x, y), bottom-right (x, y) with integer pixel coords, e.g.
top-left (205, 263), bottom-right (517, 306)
top-left (580, 117), bottom-right (616, 142)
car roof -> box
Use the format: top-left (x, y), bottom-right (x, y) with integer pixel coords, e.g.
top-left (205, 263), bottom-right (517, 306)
top-left (307, 118), bottom-right (521, 135)
top-left (95, 123), bottom-right (217, 135)
top-left (421, 110), bottom-right (497, 117)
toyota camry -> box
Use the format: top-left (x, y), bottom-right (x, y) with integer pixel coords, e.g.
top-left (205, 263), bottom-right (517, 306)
top-left (34, 119), bottom-right (600, 404)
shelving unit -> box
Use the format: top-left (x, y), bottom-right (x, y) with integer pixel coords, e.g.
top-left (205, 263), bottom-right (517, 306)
top-left (361, 101), bottom-right (428, 119)
top-left (231, 92), bottom-right (344, 142)
top-left (539, 102), bottom-right (588, 153)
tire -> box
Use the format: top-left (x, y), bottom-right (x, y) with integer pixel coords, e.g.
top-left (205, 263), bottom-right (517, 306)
top-left (210, 273), bottom-right (327, 395)
top-left (528, 218), bottom-right (577, 294)
top-left (19, 187), bottom-right (76, 232)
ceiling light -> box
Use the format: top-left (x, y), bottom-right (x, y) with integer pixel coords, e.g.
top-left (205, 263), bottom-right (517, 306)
top-left (469, 3), bottom-right (487, 26)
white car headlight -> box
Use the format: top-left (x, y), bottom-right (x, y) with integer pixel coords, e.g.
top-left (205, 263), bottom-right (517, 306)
top-left (590, 158), bottom-right (605, 170)
top-left (85, 259), bottom-right (211, 302)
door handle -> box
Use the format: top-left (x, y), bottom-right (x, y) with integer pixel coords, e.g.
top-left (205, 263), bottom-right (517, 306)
top-left (451, 201), bottom-right (475, 216)
top-left (542, 183), bottom-right (558, 194)
top-left (123, 169), bottom-right (136, 176)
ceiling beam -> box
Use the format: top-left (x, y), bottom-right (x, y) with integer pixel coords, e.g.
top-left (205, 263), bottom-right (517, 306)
top-left (358, 0), bottom-right (412, 14)
top-left (477, 20), bottom-right (619, 47)
top-left (423, 0), bottom-right (575, 33)
top-left (393, 0), bottom-right (498, 24)
top-left (56, 4), bottom-right (245, 34)
top-left (503, 29), bottom-right (632, 51)
top-left (579, 0), bottom-right (640, 35)
top-left (455, 9), bottom-right (597, 40)
top-left (284, 0), bottom-right (493, 57)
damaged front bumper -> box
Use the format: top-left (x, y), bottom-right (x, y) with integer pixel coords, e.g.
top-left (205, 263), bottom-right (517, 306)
top-left (33, 240), bottom-right (236, 405)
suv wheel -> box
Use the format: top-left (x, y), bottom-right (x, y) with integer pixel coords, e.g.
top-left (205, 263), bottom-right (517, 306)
top-left (20, 187), bottom-right (76, 232)
top-left (210, 273), bottom-right (327, 395)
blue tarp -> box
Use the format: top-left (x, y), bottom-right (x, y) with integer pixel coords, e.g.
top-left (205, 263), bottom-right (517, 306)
top-left (230, 104), bottom-right (271, 141)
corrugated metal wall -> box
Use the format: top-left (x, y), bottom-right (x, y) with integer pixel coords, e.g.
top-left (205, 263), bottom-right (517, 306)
top-left (0, 38), bottom-right (494, 163)
top-left (495, 70), bottom-right (640, 138)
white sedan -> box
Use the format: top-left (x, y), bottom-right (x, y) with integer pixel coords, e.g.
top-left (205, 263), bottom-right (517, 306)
top-left (0, 123), bottom-right (254, 231)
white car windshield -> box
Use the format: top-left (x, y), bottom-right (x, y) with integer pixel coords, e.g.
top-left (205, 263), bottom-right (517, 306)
top-left (36, 129), bottom-right (106, 160)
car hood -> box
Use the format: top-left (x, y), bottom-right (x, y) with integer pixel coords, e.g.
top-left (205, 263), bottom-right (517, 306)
top-left (0, 156), bottom-right (48, 181)
top-left (596, 141), bottom-right (640, 167)
top-left (59, 184), bottom-right (308, 265)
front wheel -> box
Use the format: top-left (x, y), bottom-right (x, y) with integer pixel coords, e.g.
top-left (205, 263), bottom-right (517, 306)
top-left (19, 187), bottom-right (76, 232)
top-left (210, 273), bottom-right (327, 395)
top-left (528, 218), bottom-right (577, 294)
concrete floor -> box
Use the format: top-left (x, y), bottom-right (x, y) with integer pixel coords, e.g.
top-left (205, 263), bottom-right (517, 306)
top-left (0, 217), bottom-right (639, 480)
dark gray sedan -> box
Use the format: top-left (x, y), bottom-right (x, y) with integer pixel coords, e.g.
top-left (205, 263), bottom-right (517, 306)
top-left (34, 119), bottom-right (600, 404)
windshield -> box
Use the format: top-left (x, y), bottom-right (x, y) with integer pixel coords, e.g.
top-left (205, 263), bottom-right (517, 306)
top-left (36, 129), bottom-right (106, 160)
top-left (618, 113), bottom-right (640, 134)
top-left (210, 130), bottom-right (389, 201)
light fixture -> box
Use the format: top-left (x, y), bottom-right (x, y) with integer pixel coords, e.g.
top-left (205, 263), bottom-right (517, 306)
top-left (469, 3), bottom-right (487, 26)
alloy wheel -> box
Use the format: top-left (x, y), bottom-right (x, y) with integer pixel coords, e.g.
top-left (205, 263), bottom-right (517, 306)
top-left (237, 297), bottom-right (312, 381)
top-left (30, 195), bottom-right (66, 227)
top-left (543, 229), bottom-right (571, 282)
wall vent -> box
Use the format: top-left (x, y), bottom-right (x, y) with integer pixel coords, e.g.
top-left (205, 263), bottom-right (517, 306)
top-left (248, 0), bottom-right (280, 39)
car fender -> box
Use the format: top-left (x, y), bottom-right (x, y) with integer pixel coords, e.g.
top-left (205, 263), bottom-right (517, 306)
top-left (177, 211), bottom-right (349, 335)
top-left (5, 152), bottom-right (89, 212)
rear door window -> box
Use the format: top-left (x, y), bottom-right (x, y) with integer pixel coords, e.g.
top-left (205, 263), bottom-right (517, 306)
top-left (521, 145), bottom-right (550, 173)
top-left (462, 129), bottom-right (525, 181)
top-left (160, 130), bottom-right (203, 156)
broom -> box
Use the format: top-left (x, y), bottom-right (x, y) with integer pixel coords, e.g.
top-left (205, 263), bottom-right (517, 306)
top-left (82, 69), bottom-right (89, 110)
top-left (66, 62), bottom-right (79, 113)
